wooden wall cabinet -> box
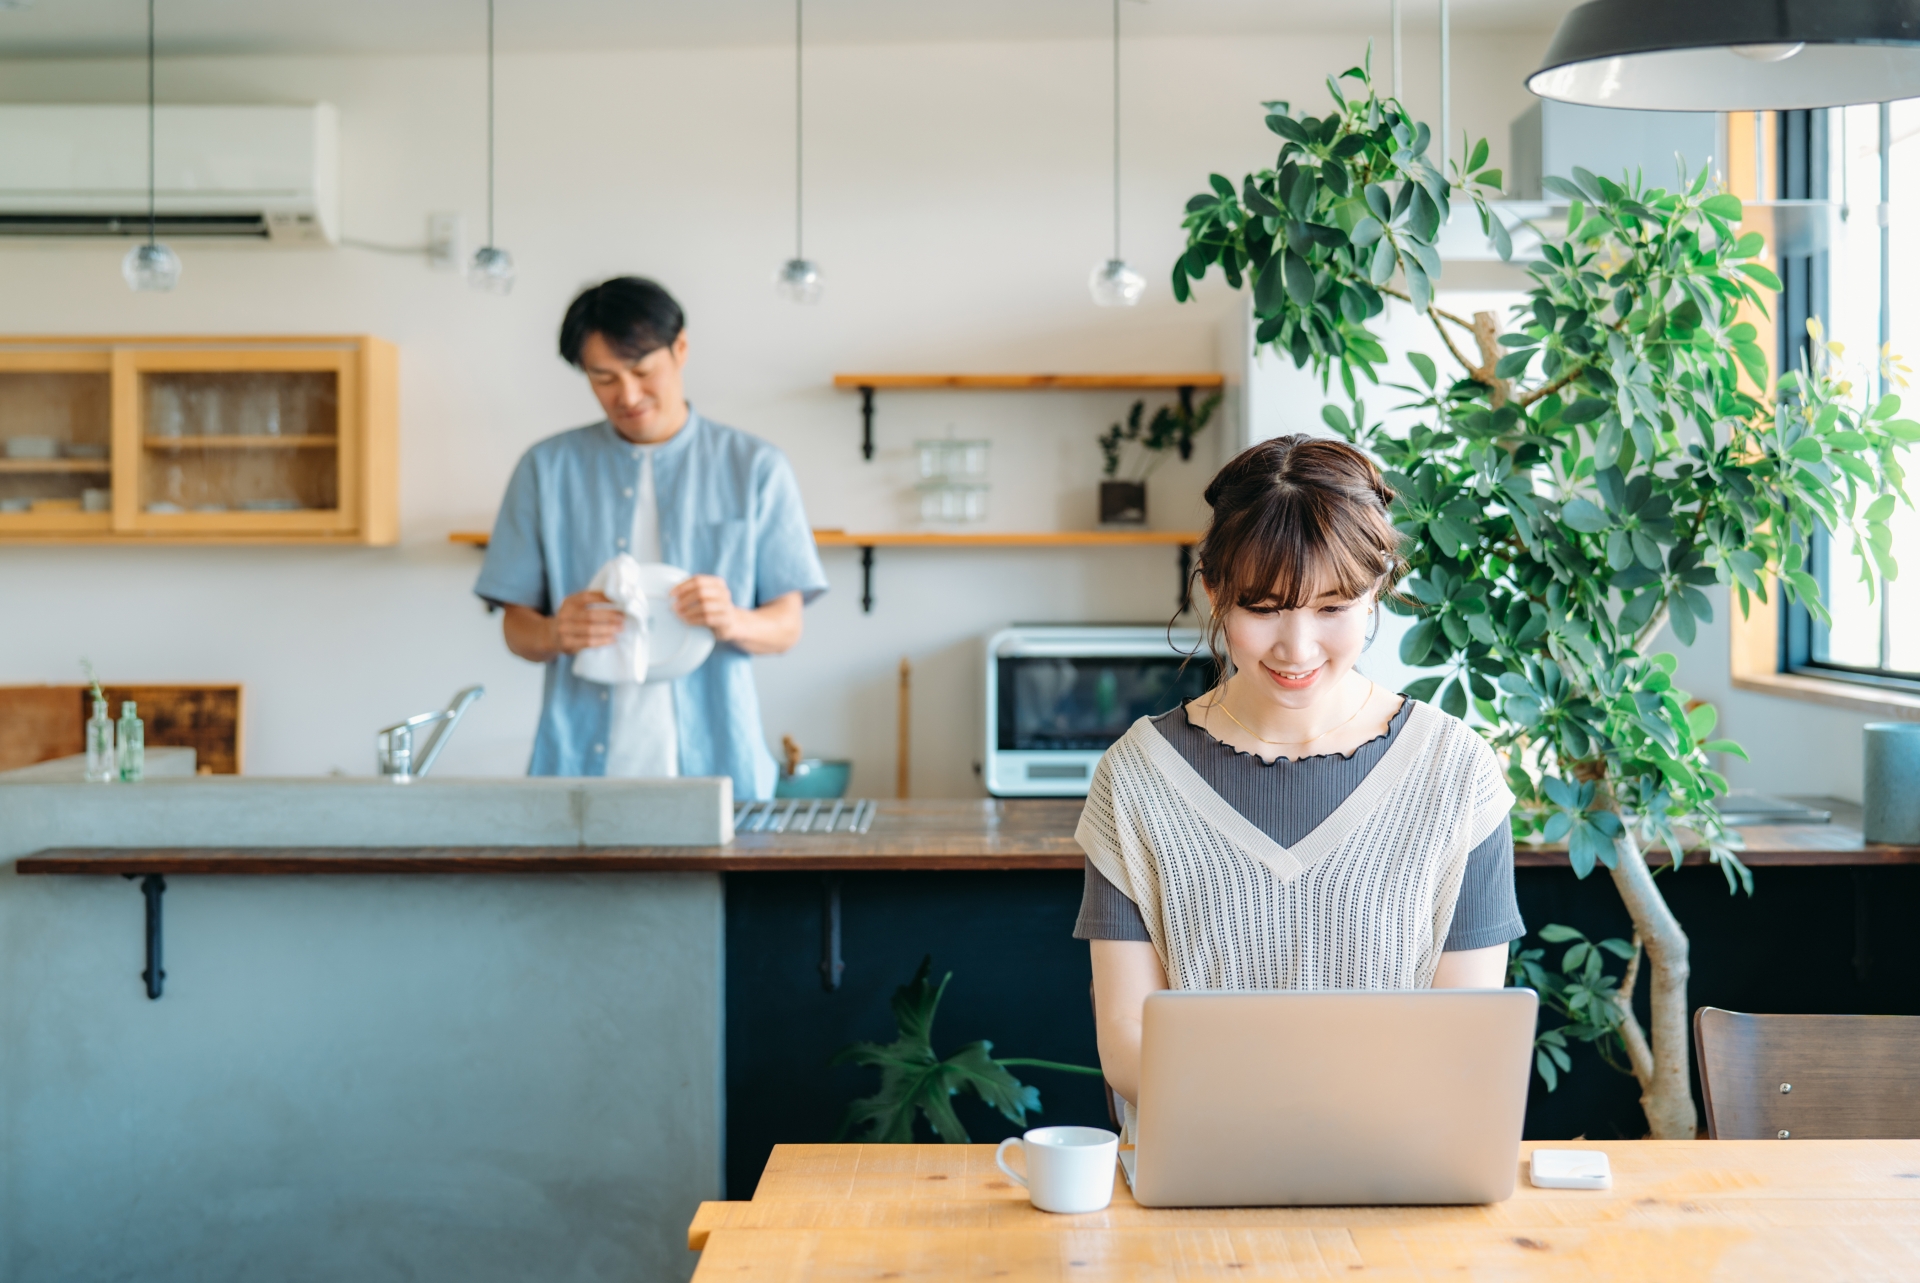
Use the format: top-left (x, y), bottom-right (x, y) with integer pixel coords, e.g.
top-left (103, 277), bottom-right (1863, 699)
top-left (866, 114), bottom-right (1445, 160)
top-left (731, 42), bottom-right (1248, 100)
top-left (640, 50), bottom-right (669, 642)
top-left (0, 336), bottom-right (397, 544)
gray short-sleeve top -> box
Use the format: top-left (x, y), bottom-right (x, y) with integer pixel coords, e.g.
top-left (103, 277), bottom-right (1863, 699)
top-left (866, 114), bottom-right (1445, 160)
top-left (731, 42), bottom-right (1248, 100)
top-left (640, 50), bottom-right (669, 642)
top-left (1072, 699), bottom-right (1524, 952)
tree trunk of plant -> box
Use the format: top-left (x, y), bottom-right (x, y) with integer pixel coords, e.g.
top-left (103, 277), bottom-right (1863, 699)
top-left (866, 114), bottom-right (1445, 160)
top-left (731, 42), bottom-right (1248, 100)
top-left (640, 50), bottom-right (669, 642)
top-left (1605, 822), bottom-right (1699, 1139)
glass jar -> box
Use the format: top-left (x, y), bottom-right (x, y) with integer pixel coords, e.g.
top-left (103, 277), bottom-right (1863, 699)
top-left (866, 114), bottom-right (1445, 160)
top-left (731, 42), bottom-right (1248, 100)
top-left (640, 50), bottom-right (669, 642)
top-left (117, 701), bottom-right (145, 783)
top-left (85, 698), bottom-right (116, 783)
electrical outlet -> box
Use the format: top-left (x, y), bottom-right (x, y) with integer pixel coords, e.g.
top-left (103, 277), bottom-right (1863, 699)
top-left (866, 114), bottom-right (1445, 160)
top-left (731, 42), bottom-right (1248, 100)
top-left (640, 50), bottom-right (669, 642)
top-left (427, 213), bottom-right (463, 271)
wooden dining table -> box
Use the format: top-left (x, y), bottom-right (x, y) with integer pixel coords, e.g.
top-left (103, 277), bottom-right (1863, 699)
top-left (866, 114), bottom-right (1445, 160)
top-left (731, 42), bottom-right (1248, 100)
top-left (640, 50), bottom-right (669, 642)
top-left (687, 1140), bottom-right (1920, 1280)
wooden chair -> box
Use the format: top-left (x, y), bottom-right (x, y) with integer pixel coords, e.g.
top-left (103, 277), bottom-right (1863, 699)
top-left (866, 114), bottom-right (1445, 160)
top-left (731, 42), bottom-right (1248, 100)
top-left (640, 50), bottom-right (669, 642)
top-left (1694, 1007), bottom-right (1920, 1140)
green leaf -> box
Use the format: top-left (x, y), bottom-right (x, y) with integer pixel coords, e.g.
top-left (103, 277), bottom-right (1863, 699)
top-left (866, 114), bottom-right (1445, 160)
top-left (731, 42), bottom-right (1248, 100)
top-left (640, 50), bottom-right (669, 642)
top-left (1266, 114), bottom-right (1310, 143)
top-left (1283, 250), bottom-right (1315, 309)
top-left (1739, 262), bottom-right (1783, 291)
top-left (1440, 675), bottom-right (1468, 717)
top-left (1561, 497), bottom-right (1609, 533)
top-left (1402, 675), bottom-right (1445, 702)
top-left (1700, 193), bottom-right (1743, 221)
top-left (1867, 494), bottom-right (1897, 521)
top-left (1537, 923), bottom-right (1584, 943)
top-left (832, 956), bottom-right (1057, 1145)
top-left (1467, 137), bottom-right (1489, 172)
top-left (1400, 618), bottom-right (1441, 665)
top-left (1407, 351), bottom-right (1438, 389)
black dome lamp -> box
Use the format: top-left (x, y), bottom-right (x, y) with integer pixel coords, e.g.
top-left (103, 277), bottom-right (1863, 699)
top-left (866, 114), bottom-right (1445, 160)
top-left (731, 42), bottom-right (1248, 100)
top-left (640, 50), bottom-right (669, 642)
top-left (1529, 0), bottom-right (1920, 111)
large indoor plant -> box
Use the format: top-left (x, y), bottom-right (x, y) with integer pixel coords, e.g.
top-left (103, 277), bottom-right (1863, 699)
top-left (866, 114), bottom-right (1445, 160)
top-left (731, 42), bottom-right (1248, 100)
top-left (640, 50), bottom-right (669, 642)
top-left (1171, 59), bottom-right (1916, 1138)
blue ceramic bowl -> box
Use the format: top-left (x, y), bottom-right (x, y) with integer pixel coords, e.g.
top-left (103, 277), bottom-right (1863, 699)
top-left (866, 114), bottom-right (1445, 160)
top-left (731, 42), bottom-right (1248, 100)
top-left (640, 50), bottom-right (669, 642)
top-left (775, 758), bottom-right (852, 799)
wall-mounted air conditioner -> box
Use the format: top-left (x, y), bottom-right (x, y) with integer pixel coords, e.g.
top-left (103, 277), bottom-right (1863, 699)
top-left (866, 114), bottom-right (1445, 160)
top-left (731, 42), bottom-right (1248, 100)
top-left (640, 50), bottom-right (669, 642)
top-left (0, 104), bottom-right (338, 244)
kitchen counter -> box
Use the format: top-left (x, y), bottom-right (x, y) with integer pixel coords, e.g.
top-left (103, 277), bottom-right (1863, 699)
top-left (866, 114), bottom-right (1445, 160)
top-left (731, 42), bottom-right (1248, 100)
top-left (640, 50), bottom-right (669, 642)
top-left (13, 795), bottom-right (1916, 874)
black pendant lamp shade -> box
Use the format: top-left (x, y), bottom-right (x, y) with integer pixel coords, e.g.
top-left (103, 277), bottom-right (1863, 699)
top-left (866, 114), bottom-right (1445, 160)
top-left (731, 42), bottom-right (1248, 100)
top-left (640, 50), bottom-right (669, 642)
top-left (1529, 0), bottom-right (1920, 111)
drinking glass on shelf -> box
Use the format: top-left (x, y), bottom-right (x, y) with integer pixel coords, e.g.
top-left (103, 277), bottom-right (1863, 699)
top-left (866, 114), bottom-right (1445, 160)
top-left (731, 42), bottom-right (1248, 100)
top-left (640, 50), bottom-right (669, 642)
top-left (150, 383), bottom-right (185, 438)
top-left (189, 382), bottom-right (226, 436)
top-left (239, 376), bottom-right (284, 437)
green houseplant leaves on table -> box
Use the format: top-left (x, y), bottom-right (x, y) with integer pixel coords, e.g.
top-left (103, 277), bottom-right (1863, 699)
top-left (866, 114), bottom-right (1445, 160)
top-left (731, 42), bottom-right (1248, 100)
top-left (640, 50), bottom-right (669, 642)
top-left (1171, 55), bottom-right (1917, 1138)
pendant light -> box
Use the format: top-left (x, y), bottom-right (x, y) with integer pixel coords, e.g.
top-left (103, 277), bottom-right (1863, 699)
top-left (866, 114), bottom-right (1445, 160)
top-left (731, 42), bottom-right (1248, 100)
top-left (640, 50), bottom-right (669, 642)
top-left (1088, 0), bottom-right (1143, 307)
top-left (468, 0), bottom-right (514, 293)
top-left (1529, 0), bottom-right (1920, 111)
top-left (775, 0), bottom-right (823, 303)
top-left (122, 0), bottom-right (179, 292)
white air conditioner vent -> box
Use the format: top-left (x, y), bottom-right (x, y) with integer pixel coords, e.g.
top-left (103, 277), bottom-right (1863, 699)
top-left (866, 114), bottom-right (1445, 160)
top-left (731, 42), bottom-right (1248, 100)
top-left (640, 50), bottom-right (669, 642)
top-left (0, 104), bottom-right (339, 245)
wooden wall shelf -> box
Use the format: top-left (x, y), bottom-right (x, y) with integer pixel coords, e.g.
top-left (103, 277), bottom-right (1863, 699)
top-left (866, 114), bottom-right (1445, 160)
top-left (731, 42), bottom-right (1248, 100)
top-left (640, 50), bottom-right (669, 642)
top-left (831, 371), bottom-right (1223, 461)
top-left (810, 529), bottom-right (1198, 548)
top-left (831, 373), bottom-right (1224, 391)
top-left (449, 527), bottom-right (1202, 614)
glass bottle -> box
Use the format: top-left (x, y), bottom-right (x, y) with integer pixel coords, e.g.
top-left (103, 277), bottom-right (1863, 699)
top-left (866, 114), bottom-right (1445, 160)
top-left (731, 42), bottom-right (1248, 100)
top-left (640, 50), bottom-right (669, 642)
top-left (117, 701), bottom-right (145, 783)
top-left (85, 698), bottom-right (116, 783)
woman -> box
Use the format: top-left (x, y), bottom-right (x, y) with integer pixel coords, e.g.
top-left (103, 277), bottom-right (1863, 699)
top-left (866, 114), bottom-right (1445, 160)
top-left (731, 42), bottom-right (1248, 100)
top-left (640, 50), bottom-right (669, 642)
top-left (1075, 435), bottom-right (1524, 1107)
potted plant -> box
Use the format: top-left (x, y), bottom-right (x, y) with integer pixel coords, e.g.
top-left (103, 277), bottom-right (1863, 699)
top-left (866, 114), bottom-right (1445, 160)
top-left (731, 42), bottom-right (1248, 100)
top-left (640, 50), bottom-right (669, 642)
top-left (1168, 58), bottom-right (1916, 1137)
top-left (1097, 391), bottom-right (1222, 525)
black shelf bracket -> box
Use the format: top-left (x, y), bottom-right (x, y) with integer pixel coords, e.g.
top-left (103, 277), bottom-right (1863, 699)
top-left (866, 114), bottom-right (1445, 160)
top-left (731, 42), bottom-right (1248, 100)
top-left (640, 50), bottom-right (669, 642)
top-left (1178, 543), bottom-right (1194, 615)
top-left (859, 386), bottom-right (876, 461)
top-left (122, 873), bottom-right (167, 999)
top-left (860, 545), bottom-right (875, 613)
top-left (819, 874), bottom-right (845, 991)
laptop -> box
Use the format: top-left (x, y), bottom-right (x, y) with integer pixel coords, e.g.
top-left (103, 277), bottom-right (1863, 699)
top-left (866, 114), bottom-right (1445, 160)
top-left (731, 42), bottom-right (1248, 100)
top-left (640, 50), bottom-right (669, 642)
top-left (1120, 988), bottom-right (1538, 1207)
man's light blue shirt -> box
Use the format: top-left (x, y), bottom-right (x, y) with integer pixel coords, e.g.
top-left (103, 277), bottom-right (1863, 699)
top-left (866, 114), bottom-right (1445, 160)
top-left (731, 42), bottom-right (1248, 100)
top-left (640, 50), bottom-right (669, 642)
top-left (474, 409), bottom-right (828, 798)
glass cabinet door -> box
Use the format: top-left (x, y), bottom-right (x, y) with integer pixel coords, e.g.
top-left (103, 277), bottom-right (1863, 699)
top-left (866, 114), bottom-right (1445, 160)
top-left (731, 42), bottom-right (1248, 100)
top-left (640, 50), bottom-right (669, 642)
top-left (120, 350), bottom-right (358, 535)
top-left (0, 353), bottom-right (113, 535)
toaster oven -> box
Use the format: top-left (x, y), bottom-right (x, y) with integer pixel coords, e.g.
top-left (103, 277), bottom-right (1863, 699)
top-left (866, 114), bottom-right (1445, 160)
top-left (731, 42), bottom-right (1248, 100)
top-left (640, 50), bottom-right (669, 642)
top-left (984, 625), bottom-right (1217, 797)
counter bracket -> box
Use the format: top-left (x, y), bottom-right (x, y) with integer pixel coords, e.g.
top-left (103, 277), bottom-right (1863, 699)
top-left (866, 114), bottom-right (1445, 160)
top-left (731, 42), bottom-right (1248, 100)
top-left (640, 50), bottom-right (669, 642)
top-left (121, 873), bottom-right (167, 1000)
top-left (860, 546), bottom-right (875, 613)
top-left (859, 386), bottom-right (876, 461)
top-left (820, 874), bottom-right (846, 991)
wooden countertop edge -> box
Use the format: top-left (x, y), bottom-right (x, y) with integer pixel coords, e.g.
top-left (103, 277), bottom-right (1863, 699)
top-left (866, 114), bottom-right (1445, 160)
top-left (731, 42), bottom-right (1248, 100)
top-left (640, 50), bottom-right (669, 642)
top-left (16, 841), bottom-right (1920, 874)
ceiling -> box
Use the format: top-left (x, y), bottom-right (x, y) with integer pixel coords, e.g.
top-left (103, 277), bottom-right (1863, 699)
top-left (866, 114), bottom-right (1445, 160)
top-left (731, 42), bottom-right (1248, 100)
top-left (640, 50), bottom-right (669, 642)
top-left (0, 0), bottom-right (1578, 59)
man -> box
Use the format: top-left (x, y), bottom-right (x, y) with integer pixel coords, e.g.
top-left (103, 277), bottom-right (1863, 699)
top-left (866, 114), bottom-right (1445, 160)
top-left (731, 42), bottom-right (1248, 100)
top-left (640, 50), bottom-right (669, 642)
top-left (475, 277), bottom-right (827, 799)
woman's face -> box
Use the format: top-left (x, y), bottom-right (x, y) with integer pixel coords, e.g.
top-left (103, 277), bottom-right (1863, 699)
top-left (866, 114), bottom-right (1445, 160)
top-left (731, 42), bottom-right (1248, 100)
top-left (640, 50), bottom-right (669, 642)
top-left (1214, 573), bottom-right (1375, 707)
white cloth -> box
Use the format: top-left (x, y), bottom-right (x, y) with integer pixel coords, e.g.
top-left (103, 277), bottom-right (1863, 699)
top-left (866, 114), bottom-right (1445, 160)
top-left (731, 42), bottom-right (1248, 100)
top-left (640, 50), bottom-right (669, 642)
top-left (1074, 700), bottom-right (1513, 993)
top-left (605, 447), bottom-right (678, 778)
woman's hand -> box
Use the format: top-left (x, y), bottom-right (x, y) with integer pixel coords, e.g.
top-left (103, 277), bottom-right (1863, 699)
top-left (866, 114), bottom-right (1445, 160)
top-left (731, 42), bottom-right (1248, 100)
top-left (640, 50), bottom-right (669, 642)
top-left (1090, 939), bottom-right (1169, 1107)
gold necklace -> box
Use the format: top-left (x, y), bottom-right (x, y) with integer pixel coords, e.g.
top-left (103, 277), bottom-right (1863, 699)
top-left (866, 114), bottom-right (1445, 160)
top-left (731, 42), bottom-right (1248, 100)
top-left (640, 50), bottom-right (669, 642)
top-left (1210, 678), bottom-right (1376, 748)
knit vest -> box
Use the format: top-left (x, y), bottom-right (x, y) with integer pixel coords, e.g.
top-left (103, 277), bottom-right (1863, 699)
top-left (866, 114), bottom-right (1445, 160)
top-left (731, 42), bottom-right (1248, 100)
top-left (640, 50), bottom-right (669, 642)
top-left (1075, 700), bottom-right (1514, 991)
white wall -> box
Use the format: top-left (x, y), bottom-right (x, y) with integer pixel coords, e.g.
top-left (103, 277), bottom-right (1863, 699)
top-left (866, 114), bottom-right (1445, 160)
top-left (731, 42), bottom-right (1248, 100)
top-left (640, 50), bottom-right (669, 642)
top-left (0, 32), bottom-right (1549, 794)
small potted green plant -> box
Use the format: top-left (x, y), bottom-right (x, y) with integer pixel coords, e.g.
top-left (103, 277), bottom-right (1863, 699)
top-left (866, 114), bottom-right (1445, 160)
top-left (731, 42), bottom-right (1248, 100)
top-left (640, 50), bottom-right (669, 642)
top-left (1097, 391), bottom-right (1222, 525)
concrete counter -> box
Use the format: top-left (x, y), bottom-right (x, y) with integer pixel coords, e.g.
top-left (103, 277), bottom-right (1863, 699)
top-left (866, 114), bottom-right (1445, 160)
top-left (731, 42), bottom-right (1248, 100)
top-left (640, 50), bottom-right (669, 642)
top-left (0, 775), bottom-right (732, 1283)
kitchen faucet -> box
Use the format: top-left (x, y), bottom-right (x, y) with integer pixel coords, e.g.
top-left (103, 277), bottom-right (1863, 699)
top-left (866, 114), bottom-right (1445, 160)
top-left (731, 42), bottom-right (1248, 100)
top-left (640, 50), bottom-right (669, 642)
top-left (376, 686), bottom-right (484, 781)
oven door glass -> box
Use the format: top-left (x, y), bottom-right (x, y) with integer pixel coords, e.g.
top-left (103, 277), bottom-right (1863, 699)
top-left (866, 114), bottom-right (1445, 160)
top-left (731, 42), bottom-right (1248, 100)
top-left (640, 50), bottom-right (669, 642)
top-left (997, 655), bottom-right (1218, 751)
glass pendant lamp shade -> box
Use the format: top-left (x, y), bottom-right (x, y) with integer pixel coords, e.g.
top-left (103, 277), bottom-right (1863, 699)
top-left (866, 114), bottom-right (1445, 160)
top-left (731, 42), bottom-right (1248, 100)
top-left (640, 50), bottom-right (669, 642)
top-left (776, 257), bottom-right (823, 305)
top-left (469, 245), bottom-right (515, 294)
top-left (1530, 0), bottom-right (1920, 111)
top-left (125, 0), bottom-right (178, 293)
top-left (1089, 258), bottom-right (1145, 308)
top-left (122, 242), bottom-right (181, 292)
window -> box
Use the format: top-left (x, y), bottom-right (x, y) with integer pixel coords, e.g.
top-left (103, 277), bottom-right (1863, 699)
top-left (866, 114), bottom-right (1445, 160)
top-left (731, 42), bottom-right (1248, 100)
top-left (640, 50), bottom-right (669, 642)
top-left (1781, 103), bottom-right (1920, 693)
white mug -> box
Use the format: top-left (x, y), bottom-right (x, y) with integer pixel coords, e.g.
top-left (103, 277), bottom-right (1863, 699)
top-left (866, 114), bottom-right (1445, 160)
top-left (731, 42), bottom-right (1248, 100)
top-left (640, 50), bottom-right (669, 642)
top-left (994, 1125), bottom-right (1119, 1213)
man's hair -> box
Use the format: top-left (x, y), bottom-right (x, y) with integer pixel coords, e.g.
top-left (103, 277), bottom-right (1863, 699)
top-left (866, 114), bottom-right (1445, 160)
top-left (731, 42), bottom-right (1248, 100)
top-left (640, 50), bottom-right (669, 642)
top-left (559, 277), bottom-right (685, 366)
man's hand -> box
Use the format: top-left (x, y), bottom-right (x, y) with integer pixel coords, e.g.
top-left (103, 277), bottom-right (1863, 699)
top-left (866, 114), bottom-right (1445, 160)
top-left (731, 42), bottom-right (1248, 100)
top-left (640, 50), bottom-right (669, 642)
top-left (503, 591), bottom-right (623, 664)
top-left (552, 589), bottom-right (626, 654)
top-left (672, 578), bottom-right (805, 656)
top-left (672, 575), bottom-right (743, 641)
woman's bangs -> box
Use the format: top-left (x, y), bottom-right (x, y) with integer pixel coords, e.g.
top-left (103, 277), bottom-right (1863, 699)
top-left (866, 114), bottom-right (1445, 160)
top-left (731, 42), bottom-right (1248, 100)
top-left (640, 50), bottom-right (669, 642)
top-left (1228, 502), bottom-right (1385, 611)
